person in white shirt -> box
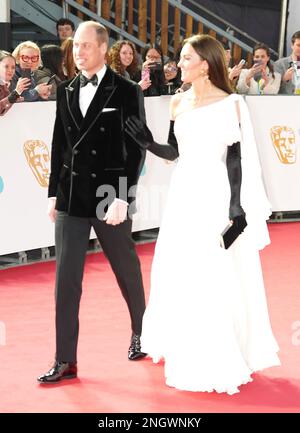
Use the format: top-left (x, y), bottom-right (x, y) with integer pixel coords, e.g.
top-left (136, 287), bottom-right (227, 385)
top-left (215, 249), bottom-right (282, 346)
top-left (237, 43), bottom-right (281, 95)
top-left (37, 21), bottom-right (147, 384)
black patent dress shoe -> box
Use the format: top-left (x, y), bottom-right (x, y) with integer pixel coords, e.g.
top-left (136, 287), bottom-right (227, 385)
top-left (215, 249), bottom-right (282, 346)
top-left (128, 334), bottom-right (147, 360)
top-left (37, 361), bottom-right (77, 384)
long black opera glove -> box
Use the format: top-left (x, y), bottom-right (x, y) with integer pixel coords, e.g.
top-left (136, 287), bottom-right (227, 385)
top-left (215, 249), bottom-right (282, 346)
top-left (125, 115), bottom-right (179, 161)
top-left (226, 141), bottom-right (246, 226)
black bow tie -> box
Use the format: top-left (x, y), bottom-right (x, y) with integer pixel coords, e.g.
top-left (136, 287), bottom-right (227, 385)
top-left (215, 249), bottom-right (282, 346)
top-left (80, 74), bottom-right (98, 87)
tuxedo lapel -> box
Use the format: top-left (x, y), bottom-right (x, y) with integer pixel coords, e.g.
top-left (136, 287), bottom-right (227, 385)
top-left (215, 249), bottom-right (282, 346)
top-left (65, 75), bottom-right (82, 130)
top-left (79, 67), bottom-right (117, 136)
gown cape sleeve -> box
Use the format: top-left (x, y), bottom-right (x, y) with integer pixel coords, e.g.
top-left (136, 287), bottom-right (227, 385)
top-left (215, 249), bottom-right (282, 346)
top-left (231, 94), bottom-right (271, 250)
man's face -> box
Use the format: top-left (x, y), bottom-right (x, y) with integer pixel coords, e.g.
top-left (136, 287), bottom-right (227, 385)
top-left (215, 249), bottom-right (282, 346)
top-left (292, 38), bottom-right (300, 58)
top-left (73, 25), bottom-right (107, 74)
top-left (24, 140), bottom-right (50, 187)
top-left (270, 126), bottom-right (296, 164)
top-left (58, 24), bottom-right (74, 42)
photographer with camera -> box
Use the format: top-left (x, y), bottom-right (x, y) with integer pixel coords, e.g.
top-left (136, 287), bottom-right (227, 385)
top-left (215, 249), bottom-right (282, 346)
top-left (237, 43), bottom-right (280, 95)
top-left (140, 44), bottom-right (166, 96)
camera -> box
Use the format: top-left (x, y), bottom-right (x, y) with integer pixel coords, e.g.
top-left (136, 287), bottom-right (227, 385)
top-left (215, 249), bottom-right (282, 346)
top-left (253, 60), bottom-right (263, 82)
top-left (21, 68), bottom-right (31, 79)
top-left (148, 61), bottom-right (162, 71)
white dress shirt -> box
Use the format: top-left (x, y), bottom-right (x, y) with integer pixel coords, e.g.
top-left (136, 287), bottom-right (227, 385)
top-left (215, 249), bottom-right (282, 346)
top-left (79, 65), bottom-right (107, 117)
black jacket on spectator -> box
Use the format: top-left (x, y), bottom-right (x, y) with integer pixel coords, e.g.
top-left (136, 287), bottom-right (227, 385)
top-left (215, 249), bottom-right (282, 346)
top-left (49, 66), bottom-right (146, 217)
top-left (134, 67), bottom-right (167, 96)
top-left (11, 65), bottom-right (40, 102)
top-left (34, 66), bottom-right (63, 100)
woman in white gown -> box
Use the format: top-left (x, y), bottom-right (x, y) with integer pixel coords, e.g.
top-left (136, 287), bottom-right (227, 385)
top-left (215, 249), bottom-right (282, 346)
top-left (126, 35), bottom-right (280, 395)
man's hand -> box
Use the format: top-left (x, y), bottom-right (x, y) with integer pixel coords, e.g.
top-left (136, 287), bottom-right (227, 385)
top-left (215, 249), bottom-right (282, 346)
top-left (104, 199), bottom-right (128, 225)
top-left (47, 197), bottom-right (57, 222)
top-left (125, 115), bottom-right (154, 149)
top-left (283, 67), bottom-right (294, 82)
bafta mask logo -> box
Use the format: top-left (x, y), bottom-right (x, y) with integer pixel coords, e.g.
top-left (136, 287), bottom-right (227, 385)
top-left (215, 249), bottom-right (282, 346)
top-left (23, 140), bottom-right (50, 187)
top-left (270, 126), bottom-right (296, 164)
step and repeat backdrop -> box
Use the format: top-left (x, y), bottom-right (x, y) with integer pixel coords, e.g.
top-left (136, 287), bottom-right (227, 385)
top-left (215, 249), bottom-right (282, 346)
top-left (1, 95), bottom-right (300, 255)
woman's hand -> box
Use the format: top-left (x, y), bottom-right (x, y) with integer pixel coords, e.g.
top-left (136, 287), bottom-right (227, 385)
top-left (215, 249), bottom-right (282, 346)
top-left (138, 77), bottom-right (151, 91)
top-left (245, 63), bottom-right (263, 86)
top-left (229, 64), bottom-right (243, 81)
top-left (15, 77), bottom-right (31, 95)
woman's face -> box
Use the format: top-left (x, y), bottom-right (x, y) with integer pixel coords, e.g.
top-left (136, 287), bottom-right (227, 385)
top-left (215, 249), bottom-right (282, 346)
top-left (224, 49), bottom-right (231, 67)
top-left (164, 61), bottom-right (178, 81)
top-left (0, 56), bottom-right (16, 82)
top-left (18, 47), bottom-right (40, 71)
top-left (119, 44), bottom-right (134, 68)
top-left (253, 48), bottom-right (269, 68)
top-left (145, 48), bottom-right (162, 63)
top-left (177, 43), bottom-right (205, 83)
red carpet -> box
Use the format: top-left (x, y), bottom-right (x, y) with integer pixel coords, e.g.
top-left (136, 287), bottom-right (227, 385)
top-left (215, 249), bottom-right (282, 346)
top-left (0, 223), bottom-right (300, 413)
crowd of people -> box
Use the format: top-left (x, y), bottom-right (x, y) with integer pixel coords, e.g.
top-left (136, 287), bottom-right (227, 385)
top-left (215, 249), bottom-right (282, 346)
top-left (1, 16), bottom-right (300, 117)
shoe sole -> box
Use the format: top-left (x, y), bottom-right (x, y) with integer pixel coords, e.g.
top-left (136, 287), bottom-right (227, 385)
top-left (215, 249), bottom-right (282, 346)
top-left (37, 374), bottom-right (77, 384)
top-left (128, 353), bottom-right (147, 361)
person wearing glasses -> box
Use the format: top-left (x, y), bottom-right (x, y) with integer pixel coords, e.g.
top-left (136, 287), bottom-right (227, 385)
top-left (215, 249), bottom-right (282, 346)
top-left (163, 59), bottom-right (181, 94)
top-left (139, 44), bottom-right (166, 96)
top-left (0, 50), bottom-right (31, 115)
top-left (11, 41), bottom-right (52, 101)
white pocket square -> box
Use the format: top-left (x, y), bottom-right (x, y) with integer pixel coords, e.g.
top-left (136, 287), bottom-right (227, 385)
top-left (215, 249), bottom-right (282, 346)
top-left (102, 108), bottom-right (117, 112)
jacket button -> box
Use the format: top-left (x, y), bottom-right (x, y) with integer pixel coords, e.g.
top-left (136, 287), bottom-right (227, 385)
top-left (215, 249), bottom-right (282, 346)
top-left (74, 149), bottom-right (79, 155)
top-left (67, 126), bottom-right (72, 131)
top-left (91, 173), bottom-right (97, 178)
top-left (100, 126), bottom-right (105, 132)
top-left (72, 171), bottom-right (78, 176)
top-left (91, 150), bottom-right (97, 155)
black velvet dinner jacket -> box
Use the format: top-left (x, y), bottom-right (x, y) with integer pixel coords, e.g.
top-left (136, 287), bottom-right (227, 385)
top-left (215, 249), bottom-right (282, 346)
top-left (48, 67), bottom-right (146, 217)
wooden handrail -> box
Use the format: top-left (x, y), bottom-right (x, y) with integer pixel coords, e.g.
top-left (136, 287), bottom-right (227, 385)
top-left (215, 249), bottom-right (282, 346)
top-left (68, 0), bottom-right (255, 63)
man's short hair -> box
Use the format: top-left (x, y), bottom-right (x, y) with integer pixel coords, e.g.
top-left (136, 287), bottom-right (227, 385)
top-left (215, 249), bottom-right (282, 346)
top-left (56, 18), bottom-right (75, 31)
top-left (291, 31), bottom-right (300, 44)
top-left (77, 21), bottom-right (109, 46)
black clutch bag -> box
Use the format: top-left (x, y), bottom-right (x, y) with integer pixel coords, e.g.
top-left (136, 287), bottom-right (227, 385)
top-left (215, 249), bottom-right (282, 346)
top-left (220, 217), bottom-right (247, 249)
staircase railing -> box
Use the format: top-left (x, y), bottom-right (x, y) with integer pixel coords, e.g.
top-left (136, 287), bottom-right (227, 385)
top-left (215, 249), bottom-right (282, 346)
top-left (61, 0), bottom-right (266, 63)
top-left (12, 0), bottom-right (273, 64)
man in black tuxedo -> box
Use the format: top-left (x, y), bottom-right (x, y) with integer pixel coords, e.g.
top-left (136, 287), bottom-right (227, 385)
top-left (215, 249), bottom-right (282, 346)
top-left (38, 21), bottom-right (147, 384)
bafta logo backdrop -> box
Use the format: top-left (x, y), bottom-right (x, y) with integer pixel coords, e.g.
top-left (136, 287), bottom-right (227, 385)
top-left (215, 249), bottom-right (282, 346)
top-left (270, 126), bottom-right (296, 164)
top-left (23, 140), bottom-right (50, 187)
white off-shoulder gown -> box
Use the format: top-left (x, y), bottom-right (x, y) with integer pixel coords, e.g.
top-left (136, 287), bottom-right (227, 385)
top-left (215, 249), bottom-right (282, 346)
top-left (141, 94), bottom-right (280, 395)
